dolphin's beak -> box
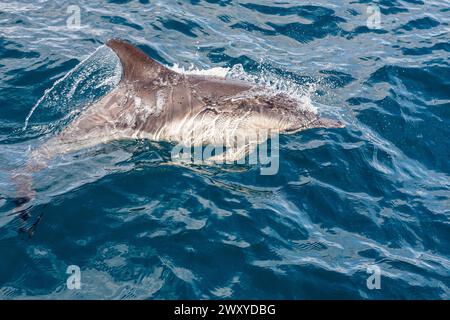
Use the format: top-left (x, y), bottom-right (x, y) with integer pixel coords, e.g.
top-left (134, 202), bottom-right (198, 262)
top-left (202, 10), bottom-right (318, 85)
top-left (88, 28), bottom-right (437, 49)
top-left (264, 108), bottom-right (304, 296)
top-left (313, 118), bottom-right (345, 129)
top-left (284, 118), bottom-right (345, 134)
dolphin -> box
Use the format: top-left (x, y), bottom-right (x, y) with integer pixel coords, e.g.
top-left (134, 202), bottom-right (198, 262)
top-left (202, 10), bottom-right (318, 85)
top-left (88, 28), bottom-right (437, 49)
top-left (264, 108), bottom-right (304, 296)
top-left (11, 39), bottom-right (343, 207)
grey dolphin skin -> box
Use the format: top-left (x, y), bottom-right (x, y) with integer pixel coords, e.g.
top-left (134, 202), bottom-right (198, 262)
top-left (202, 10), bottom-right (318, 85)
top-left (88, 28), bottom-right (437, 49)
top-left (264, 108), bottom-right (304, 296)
top-left (11, 39), bottom-right (343, 208)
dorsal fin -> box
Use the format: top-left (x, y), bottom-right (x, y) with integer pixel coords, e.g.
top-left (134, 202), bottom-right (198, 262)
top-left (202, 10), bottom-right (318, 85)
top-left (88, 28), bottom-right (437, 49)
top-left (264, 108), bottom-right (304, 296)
top-left (106, 39), bottom-right (174, 84)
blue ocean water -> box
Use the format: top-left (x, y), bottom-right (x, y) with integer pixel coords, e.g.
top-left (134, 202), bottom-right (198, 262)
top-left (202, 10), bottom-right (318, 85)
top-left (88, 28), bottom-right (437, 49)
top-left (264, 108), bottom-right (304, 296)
top-left (0, 0), bottom-right (449, 299)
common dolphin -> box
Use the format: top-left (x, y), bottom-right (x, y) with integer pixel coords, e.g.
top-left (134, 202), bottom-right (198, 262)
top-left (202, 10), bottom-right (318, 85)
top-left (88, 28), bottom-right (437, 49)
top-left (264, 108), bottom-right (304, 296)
top-left (11, 39), bottom-right (343, 207)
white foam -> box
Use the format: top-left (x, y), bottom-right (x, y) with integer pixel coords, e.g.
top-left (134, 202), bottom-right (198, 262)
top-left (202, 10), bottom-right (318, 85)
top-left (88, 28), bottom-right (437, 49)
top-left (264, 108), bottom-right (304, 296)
top-left (169, 64), bottom-right (230, 78)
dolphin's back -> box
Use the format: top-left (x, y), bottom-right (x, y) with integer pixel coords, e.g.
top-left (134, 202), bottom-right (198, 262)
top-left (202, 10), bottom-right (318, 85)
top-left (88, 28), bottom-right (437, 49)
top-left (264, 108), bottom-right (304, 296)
top-left (106, 39), bottom-right (252, 98)
top-left (105, 40), bottom-right (256, 133)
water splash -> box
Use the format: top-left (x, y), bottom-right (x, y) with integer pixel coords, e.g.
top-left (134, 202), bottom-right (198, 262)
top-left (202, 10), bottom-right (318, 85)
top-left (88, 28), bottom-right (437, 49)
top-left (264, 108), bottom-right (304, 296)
top-left (23, 45), bottom-right (122, 133)
top-left (228, 64), bottom-right (318, 113)
top-left (170, 63), bottom-right (318, 113)
top-left (169, 64), bottom-right (230, 78)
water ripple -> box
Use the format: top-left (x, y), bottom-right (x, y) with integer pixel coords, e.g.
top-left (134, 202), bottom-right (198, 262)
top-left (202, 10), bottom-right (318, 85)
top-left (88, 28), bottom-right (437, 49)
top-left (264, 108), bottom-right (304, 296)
top-left (0, 0), bottom-right (449, 299)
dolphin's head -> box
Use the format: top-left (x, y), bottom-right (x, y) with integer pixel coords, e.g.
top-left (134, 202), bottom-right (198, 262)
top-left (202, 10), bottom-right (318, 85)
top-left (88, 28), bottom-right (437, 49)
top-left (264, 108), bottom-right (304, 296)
top-left (242, 93), bottom-right (345, 134)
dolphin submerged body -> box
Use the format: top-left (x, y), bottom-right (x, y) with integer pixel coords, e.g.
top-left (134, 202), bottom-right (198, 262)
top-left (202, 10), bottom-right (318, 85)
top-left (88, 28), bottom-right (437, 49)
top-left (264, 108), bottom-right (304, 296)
top-left (12, 39), bottom-right (343, 203)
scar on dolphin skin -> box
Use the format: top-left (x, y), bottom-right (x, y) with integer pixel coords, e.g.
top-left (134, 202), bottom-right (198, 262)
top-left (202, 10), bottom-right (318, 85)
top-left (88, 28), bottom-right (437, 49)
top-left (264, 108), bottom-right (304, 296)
top-left (11, 39), bottom-right (344, 216)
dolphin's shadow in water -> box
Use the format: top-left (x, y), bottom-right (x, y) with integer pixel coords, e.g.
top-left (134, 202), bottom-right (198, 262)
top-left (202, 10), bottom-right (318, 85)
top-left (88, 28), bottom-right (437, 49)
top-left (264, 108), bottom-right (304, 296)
top-left (0, 196), bottom-right (45, 238)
